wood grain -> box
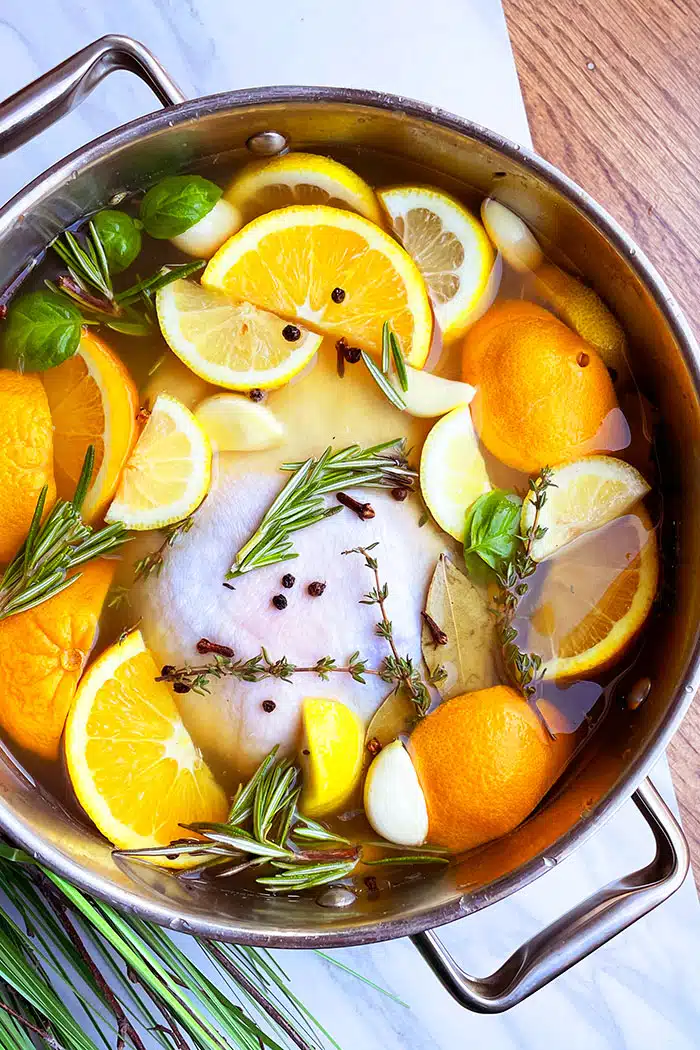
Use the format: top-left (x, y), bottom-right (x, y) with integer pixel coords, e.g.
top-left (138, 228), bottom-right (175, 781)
top-left (503, 0), bottom-right (700, 884)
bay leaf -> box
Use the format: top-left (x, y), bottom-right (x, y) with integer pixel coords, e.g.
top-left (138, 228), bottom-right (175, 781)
top-left (365, 688), bottom-right (417, 750)
top-left (422, 553), bottom-right (499, 699)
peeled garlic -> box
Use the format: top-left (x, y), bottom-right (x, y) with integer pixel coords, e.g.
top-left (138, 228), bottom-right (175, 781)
top-left (392, 366), bottom-right (476, 418)
top-left (481, 198), bottom-right (544, 273)
top-left (170, 199), bottom-right (242, 258)
top-left (194, 393), bottom-right (285, 452)
top-left (364, 739), bottom-right (429, 847)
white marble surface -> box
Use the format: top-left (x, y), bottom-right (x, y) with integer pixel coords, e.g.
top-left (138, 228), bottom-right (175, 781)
top-left (1, 2), bottom-right (699, 1048)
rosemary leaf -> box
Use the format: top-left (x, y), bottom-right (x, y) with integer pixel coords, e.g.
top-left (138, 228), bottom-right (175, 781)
top-left (360, 351), bottom-right (407, 410)
top-left (362, 855), bottom-right (449, 866)
top-left (388, 328), bottom-right (409, 392)
top-left (381, 320), bottom-right (391, 373)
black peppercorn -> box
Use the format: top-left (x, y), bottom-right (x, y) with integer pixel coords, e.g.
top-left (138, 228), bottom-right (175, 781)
top-left (343, 346), bottom-right (362, 364)
top-left (173, 681), bottom-right (191, 694)
top-left (282, 324), bottom-right (301, 342)
top-left (262, 699), bottom-right (276, 713)
top-left (281, 573), bottom-right (296, 588)
top-left (307, 581), bottom-right (326, 597)
top-left (161, 664), bottom-right (176, 677)
top-left (391, 487), bottom-right (409, 501)
top-left (302, 748), bottom-right (310, 756)
top-left (272, 594), bottom-right (288, 610)
top-left (331, 287), bottom-right (346, 304)
top-left (249, 388), bottom-right (264, 402)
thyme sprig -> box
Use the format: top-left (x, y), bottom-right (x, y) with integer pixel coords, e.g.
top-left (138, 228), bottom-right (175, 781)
top-left (156, 647), bottom-right (374, 695)
top-left (494, 467), bottom-right (555, 722)
top-left (343, 543), bottom-right (445, 715)
top-left (115, 746), bottom-right (448, 891)
top-left (0, 447), bottom-right (128, 622)
top-left (227, 440), bottom-right (416, 580)
top-left (133, 513), bottom-right (197, 582)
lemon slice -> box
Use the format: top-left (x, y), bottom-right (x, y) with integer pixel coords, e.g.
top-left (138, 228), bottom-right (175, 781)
top-left (299, 697), bottom-right (364, 819)
top-left (194, 393), bottom-right (285, 451)
top-left (524, 508), bottom-right (658, 680)
top-left (420, 405), bottom-right (491, 541)
top-left (523, 456), bottom-right (650, 562)
top-left (378, 185), bottom-right (496, 341)
top-left (156, 278), bottom-right (322, 391)
top-left (203, 205), bottom-right (433, 368)
top-left (105, 394), bottom-right (211, 530)
top-left (65, 630), bottom-right (227, 856)
top-left (226, 152), bottom-right (383, 225)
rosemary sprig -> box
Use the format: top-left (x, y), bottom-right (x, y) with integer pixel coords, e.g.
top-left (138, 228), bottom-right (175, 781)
top-left (494, 467), bottom-right (555, 717)
top-left (133, 513), bottom-right (197, 581)
top-left (0, 447), bottom-right (128, 622)
top-left (227, 440), bottom-right (416, 579)
top-left (360, 352), bottom-right (406, 410)
top-left (52, 223), bottom-right (113, 303)
top-left (115, 747), bottom-right (449, 893)
top-left (343, 543), bottom-right (441, 715)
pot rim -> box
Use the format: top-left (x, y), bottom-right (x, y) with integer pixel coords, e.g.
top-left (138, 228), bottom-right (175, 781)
top-left (1, 84), bottom-right (699, 947)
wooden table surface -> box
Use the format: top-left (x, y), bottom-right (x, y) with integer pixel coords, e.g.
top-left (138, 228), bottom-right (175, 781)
top-left (503, 0), bottom-right (700, 885)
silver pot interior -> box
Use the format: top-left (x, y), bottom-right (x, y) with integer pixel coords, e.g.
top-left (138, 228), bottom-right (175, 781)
top-left (1, 90), bottom-right (699, 947)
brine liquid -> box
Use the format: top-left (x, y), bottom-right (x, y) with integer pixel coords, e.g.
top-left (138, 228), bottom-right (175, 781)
top-left (4, 147), bottom-right (662, 877)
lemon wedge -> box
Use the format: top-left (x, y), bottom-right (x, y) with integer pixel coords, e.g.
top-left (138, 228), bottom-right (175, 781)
top-left (225, 152), bottom-right (383, 225)
top-left (105, 393), bottom-right (211, 530)
top-left (390, 366), bottom-right (475, 418)
top-left (420, 405), bottom-right (491, 541)
top-left (65, 629), bottom-right (227, 857)
top-left (379, 185), bottom-right (496, 341)
top-left (299, 697), bottom-right (364, 819)
top-left (523, 456), bottom-right (651, 562)
top-left (156, 278), bottom-right (322, 391)
top-left (194, 393), bottom-right (285, 452)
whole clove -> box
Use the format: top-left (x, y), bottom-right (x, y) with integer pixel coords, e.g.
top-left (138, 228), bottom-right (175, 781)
top-left (196, 638), bottom-right (235, 658)
top-left (421, 611), bottom-right (448, 646)
top-left (337, 491), bottom-right (375, 520)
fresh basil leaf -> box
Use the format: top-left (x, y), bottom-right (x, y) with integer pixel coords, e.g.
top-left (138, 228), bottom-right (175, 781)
top-left (92, 209), bottom-right (142, 274)
top-left (464, 489), bottom-right (521, 582)
top-left (3, 290), bottom-right (83, 372)
top-left (140, 175), bottom-right (222, 239)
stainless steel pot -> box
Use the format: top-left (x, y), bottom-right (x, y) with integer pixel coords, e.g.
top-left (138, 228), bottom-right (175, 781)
top-left (0, 36), bottom-right (697, 1014)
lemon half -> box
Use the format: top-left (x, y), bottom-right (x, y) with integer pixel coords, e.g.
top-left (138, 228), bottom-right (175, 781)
top-left (420, 405), bottom-right (491, 541)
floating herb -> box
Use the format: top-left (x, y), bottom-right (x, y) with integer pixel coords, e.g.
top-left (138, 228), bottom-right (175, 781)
top-left (133, 513), bottom-right (197, 582)
top-left (91, 209), bottom-right (142, 274)
top-left (361, 351), bottom-right (407, 410)
top-left (140, 175), bottom-right (222, 239)
top-left (116, 746), bottom-right (448, 892)
top-left (463, 489), bottom-right (522, 583)
top-left (388, 325), bottom-right (409, 392)
top-left (493, 467), bottom-right (555, 720)
top-left (227, 439), bottom-right (416, 579)
top-left (343, 543), bottom-right (444, 715)
top-left (0, 447), bottom-right (128, 622)
top-left (3, 289), bottom-right (83, 371)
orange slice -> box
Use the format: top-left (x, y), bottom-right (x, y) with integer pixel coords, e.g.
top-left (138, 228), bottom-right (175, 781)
top-left (42, 330), bottom-right (139, 522)
top-left (522, 507), bottom-right (658, 680)
top-left (65, 630), bottom-right (228, 854)
top-left (202, 205), bottom-right (433, 367)
top-left (0, 560), bottom-right (114, 760)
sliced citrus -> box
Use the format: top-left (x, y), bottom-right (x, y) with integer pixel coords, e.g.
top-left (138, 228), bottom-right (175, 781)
top-left (225, 152), bottom-right (383, 225)
top-left (0, 559), bottom-right (114, 760)
top-left (65, 629), bottom-right (228, 854)
top-left (379, 186), bottom-right (496, 341)
top-left (0, 370), bottom-right (55, 562)
top-left (419, 404), bottom-right (491, 541)
top-left (523, 456), bottom-right (651, 561)
top-left (156, 278), bottom-right (322, 391)
top-left (202, 205), bottom-right (433, 367)
top-left (299, 697), bottom-right (364, 819)
top-left (480, 198), bottom-right (544, 274)
top-left (522, 507), bottom-right (658, 680)
top-left (42, 330), bottom-right (138, 522)
top-left (194, 393), bottom-right (285, 451)
top-left (105, 394), bottom-right (211, 530)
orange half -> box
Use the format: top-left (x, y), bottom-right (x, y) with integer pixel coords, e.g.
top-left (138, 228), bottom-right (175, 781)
top-left (65, 630), bottom-right (228, 855)
top-left (43, 330), bottom-right (139, 522)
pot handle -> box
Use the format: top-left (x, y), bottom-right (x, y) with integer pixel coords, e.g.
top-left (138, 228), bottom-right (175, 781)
top-left (0, 35), bottom-right (184, 157)
top-left (411, 777), bottom-right (689, 1013)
